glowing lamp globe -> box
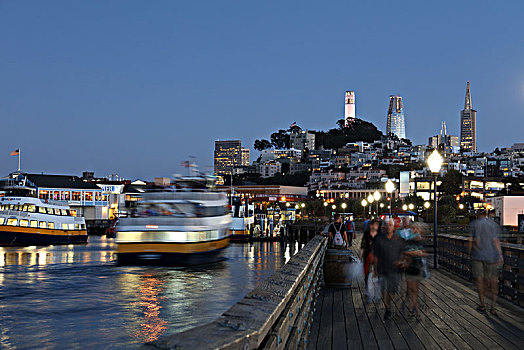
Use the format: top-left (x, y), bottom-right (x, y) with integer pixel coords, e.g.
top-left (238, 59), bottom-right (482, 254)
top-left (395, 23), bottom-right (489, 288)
top-left (427, 150), bottom-right (443, 174)
top-left (373, 191), bottom-right (381, 201)
top-left (385, 179), bottom-right (395, 194)
top-left (361, 199), bottom-right (368, 207)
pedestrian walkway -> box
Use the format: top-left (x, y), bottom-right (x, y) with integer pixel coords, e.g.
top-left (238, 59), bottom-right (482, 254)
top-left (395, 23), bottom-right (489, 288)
top-left (307, 241), bottom-right (524, 349)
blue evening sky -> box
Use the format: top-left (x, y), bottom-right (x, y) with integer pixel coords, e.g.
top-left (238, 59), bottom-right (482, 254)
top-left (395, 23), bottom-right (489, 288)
top-left (1, 1), bottom-right (523, 180)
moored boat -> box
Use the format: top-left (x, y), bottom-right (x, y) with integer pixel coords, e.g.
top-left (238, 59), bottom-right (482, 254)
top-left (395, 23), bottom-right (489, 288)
top-left (115, 176), bottom-right (232, 266)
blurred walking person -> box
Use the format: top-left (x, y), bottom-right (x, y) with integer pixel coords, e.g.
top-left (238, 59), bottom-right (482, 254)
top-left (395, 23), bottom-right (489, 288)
top-left (373, 219), bottom-right (406, 320)
top-left (360, 219), bottom-right (381, 284)
top-left (468, 209), bottom-right (503, 315)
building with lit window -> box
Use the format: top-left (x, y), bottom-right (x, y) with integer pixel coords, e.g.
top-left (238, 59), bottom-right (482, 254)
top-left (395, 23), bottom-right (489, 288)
top-left (386, 95), bottom-right (405, 139)
top-left (214, 140), bottom-right (242, 175)
top-left (428, 121), bottom-right (460, 154)
top-left (290, 129), bottom-right (315, 151)
top-left (460, 81), bottom-right (477, 153)
top-left (241, 147), bottom-right (250, 166)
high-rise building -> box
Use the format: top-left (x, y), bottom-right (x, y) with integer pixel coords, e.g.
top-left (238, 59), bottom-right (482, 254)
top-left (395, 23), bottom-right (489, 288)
top-left (428, 121), bottom-right (459, 154)
top-left (460, 81), bottom-right (477, 153)
top-left (241, 147), bottom-right (250, 166)
top-left (290, 128), bottom-right (315, 151)
top-left (214, 140), bottom-right (242, 175)
top-left (344, 91), bottom-right (355, 126)
top-left (386, 95), bottom-right (405, 139)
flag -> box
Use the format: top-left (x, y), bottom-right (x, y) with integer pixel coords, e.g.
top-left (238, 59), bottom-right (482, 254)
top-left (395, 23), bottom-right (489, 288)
top-left (181, 161), bottom-right (190, 168)
top-left (10, 149), bottom-right (19, 156)
top-left (290, 122), bottom-right (297, 128)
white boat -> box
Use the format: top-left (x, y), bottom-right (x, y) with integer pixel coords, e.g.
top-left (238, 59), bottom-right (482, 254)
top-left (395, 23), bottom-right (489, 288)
top-left (0, 196), bottom-right (87, 246)
top-left (229, 198), bottom-right (254, 241)
top-left (115, 176), bottom-right (232, 266)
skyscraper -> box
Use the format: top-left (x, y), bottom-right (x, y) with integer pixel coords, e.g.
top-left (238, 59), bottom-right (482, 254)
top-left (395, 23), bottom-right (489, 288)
top-left (214, 140), bottom-right (242, 175)
top-left (344, 91), bottom-right (355, 126)
top-left (460, 81), bottom-right (477, 153)
top-left (386, 95), bottom-right (405, 139)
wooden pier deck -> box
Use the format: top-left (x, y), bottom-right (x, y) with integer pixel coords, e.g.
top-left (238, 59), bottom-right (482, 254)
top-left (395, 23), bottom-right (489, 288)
top-left (308, 252), bottom-right (524, 349)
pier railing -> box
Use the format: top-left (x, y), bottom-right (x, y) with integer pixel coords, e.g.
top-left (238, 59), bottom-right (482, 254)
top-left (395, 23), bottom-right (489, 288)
top-left (142, 235), bottom-right (327, 350)
top-left (438, 234), bottom-right (524, 307)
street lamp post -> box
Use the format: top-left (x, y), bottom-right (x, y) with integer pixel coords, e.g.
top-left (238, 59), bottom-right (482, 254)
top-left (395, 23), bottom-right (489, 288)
top-left (373, 191), bottom-right (381, 216)
top-left (427, 149), bottom-right (443, 269)
top-left (424, 201), bottom-right (430, 222)
top-left (367, 194), bottom-right (374, 218)
top-left (385, 180), bottom-right (395, 218)
top-left (361, 199), bottom-right (367, 219)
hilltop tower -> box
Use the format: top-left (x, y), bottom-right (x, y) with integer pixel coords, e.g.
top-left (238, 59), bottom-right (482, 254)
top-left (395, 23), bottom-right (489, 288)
top-left (460, 81), bottom-right (477, 152)
top-left (344, 91), bottom-right (355, 126)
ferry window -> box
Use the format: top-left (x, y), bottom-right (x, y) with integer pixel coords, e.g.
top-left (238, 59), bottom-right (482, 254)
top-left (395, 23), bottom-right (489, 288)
top-left (39, 207), bottom-right (47, 214)
top-left (15, 205), bottom-right (21, 211)
top-left (62, 224), bottom-right (68, 230)
top-left (28, 205), bottom-right (36, 213)
top-left (19, 219), bottom-right (29, 227)
top-left (47, 208), bottom-right (54, 215)
top-left (70, 210), bottom-right (77, 217)
top-left (54, 209), bottom-right (61, 215)
top-left (85, 192), bottom-right (93, 201)
top-left (64, 191), bottom-right (70, 200)
top-left (72, 192), bottom-right (81, 201)
top-left (7, 218), bottom-right (18, 226)
top-left (30, 220), bottom-right (38, 228)
top-left (102, 194), bottom-right (108, 201)
top-left (48, 222), bottom-right (55, 229)
top-left (74, 224), bottom-right (80, 230)
top-left (9, 205), bottom-right (15, 210)
top-left (81, 224), bottom-right (86, 229)
top-left (68, 224), bottom-right (74, 230)
top-left (54, 191), bottom-right (60, 200)
top-left (0, 205), bottom-right (4, 211)
top-left (39, 190), bottom-right (49, 200)
top-left (60, 209), bottom-right (68, 216)
top-left (39, 221), bottom-right (47, 228)
top-left (0, 218), bottom-right (4, 225)
top-left (22, 205), bottom-right (28, 212)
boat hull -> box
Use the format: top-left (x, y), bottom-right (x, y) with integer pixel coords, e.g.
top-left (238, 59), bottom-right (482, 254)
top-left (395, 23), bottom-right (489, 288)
top-left (0, 228), bottom-right (88, 246)
top-left (229, 229), bottom-right (250, 242)
top-left (116, 237), bottom-right (230, 266)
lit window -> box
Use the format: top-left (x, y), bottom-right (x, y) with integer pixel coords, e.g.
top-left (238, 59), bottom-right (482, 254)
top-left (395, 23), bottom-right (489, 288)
top-left (30, 220), bottom-right (38, 228)
top-left (39, 207), bottom-right (46, 214)
top-left (0, 218), bottom-right (4, 225)
top-left (22, 205), bottom-right (28, 212)
top-left (54, 209), bottom-right (61, 215)
top-left (28, 205), bottom-right (36, 213)
top-left (19, 220), bottom-right (29, 227)
top-left (47, 208), bottom-right (54, 215)
top-left (7, 218), bottom-right (18, 226)
top-left (39, 221), bottom-right (47, 229)
top-left (74, 224), bottom-right (80, 230)
top-left (48, 222), bottom-right (55, 229)
top-left (62, 224), bottom-right (68, 230)
top-left (61, 209), bottom-right (67, 216)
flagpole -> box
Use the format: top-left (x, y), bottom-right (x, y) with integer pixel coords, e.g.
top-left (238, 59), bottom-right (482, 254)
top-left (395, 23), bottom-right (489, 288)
top-left (18, 149), bottom-right (21, 172)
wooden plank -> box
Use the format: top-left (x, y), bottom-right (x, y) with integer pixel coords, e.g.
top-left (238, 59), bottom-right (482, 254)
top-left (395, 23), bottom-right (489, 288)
top-left (315, 287), bottom-right (333, 349)
top-left (331, 289), bottom-right (347, 350)
top-left (306, 288), bottom-right (324, 350)
top-left (429, 272), bottom-right (524, 349)
top-left (356, 276), bottom-right (409, 350)
top-left (414, 278), bottom-right (491, 350)
top-left (342, 288), bottom-right (363, 350)
top-left (351, 278), bottom-right (378, 350)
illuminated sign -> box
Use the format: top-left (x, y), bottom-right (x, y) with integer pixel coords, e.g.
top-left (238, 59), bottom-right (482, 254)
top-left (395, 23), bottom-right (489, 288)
top-left (96, 184), bottom-right (124, 194)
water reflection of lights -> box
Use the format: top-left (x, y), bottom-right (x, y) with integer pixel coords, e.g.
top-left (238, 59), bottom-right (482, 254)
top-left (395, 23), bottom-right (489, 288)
top-left (133, 274), bottom-right (168, 343)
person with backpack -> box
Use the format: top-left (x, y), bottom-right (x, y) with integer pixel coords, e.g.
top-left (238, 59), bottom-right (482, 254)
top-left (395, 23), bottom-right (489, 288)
top-left (328, 214), bottom-right (349, 249)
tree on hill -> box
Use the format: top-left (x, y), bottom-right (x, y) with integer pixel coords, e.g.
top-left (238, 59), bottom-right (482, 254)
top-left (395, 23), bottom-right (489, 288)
top-left (270, 130), bottom-right (290, 149)
top-left (439, 169), bottom-right (462, 196)
top-left (316, 118), bottom-right (383, 149)
top-left (254, 139), bottom-right (272, 151)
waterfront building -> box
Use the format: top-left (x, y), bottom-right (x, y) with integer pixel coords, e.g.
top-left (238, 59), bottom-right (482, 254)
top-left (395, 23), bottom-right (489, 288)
top-left (214, 140), bottom-right (242, 176)
top-left (290, 129), bottom-right (315, 151)
top-left (344, 91), bottom-right (356, 126)
top-left (460, 81), bottom-right (477, 153)
top-left (386, 95), bottom-right (406, 139)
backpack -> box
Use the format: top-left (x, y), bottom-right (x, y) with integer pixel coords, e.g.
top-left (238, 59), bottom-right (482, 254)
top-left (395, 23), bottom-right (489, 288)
top-left (332, 223), bottom-right (345, 247)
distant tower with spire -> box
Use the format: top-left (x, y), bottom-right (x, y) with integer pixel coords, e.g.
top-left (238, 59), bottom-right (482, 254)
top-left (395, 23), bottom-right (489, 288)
top-left (386, 95), bottom-right (405, 139)
top-left (460, 81), bottom-right (477, 152)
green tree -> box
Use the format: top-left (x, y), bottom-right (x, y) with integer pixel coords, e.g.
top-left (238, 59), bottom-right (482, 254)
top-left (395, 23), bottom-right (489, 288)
top-left (270, 130), bottom-right (290, 148)
top-left (254, 139), bottom-right (272, 151)
top-left (439, 170), bottom-right (462, 196)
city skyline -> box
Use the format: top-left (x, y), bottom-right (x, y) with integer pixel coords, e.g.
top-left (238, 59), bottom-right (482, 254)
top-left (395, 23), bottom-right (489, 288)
top-left (1, 1), bottom-right (523, 179)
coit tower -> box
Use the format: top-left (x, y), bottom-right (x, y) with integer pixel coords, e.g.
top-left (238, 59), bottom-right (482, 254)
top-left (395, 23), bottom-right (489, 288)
top-left (344, 91), bottom-right (355, 126)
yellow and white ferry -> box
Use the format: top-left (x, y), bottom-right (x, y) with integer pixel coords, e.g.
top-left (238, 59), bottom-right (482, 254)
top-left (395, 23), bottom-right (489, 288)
top-left (0, 196), bottom-right (87, 246)
top-left (115, 176), bottom-right (232, 266)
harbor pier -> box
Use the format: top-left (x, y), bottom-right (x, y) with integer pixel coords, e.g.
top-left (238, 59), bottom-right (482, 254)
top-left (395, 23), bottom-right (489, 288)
top-left (144, 233), bottom-right (524, 350)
